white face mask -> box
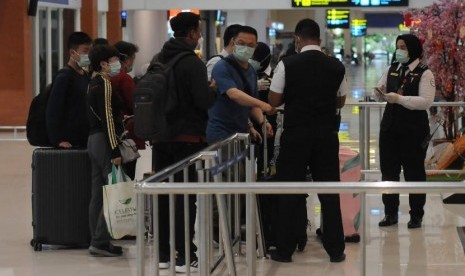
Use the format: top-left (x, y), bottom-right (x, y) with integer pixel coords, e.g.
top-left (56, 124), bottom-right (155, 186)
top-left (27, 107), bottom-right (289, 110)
top-left (233, 44), bottom-right (255, 63)
top-left (73, 52), bottom-right (90, 68)
top-left (248, 59), bottom-right (261, 71)
top-left (108, 61), bottom-right (121, 77)
top-left (396, 49), bottom-right (409, 64)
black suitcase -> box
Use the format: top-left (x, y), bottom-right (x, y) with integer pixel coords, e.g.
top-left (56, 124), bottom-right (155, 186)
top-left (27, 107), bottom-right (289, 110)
top-left (31, 148), bottom-right (92, 251)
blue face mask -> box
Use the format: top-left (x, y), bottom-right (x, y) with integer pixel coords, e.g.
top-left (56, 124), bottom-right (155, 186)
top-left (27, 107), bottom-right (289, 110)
top-left (108, 61), bottom-right (121, 77)
top-left (234, 44), bottom-right (255, 63)
top-left (396, 49), bottom-right (409, 64)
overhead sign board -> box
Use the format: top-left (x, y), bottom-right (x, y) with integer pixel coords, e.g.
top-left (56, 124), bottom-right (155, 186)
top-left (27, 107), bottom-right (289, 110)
top-left (326, 9), bottom-right (350, 29)
top-left (351, 18), bottom-right (367, 37)
top-left (292, 0), bottom-right (409, 8)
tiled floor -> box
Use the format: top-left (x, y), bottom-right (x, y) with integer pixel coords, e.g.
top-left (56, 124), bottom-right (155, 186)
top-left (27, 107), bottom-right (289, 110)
top-left (1, 57), bottom-right (465, 275)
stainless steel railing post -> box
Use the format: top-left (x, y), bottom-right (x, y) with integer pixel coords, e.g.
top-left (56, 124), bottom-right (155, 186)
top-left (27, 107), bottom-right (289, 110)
top-left (183, 167), bottom-right (191, 276)
top-left (245, 143), bottom-right (256, 276)
top-left (168, 175), bottom-right (176, 276)
top-left (152, 194), bottom-right (159, 276)
top-left (197, 167), bottom-right (210, 276)
top-left (136, 191), bottom-right (145, 276)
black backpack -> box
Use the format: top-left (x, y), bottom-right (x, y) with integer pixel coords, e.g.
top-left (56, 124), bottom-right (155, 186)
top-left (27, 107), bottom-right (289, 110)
top-left (26, 66), bottom-right (73, 146)
top-left (133, 51), bottom-right (193, 141)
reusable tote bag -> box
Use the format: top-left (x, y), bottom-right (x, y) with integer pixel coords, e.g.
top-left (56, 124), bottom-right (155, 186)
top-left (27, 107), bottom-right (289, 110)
top-left (103, 165), bottom-right (137, 239)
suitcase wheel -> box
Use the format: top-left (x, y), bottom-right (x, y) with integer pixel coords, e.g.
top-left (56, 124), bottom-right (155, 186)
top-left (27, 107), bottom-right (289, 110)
top-left (31, 239), bottom-right (42, 251)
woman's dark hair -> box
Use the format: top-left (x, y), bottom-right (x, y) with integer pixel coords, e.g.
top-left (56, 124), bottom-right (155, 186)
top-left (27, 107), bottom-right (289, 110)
top-left (89, 45), bottom-right (120, 72)
top-left (93, 38), bottom-right (109, 47)
top-left (67, 31), bottom-right (92, 50)
top-left (396, 34), bottom-right (423, 63)
top-left (114, 41), bottom-right (139, 62)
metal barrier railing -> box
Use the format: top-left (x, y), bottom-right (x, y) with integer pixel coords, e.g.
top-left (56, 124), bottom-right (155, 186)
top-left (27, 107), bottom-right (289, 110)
top-left (135, 133), bottom-right (264, 276)
top-left (0, 126), bottom-right (26, 141)
top-left (135, 180), bottom-right (465, 276)
top-left (348, 101), bottom-right (465, 176)
top-left (134, 101), bottom-right (465, 276)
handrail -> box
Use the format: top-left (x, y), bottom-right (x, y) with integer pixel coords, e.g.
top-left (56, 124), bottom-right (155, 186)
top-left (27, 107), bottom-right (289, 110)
top-left (344, 101), bottom-right (465, 107)
top-left (135, 181), bottom-right (465, 195)
top-left (143, 133), bottom-right (250, 183)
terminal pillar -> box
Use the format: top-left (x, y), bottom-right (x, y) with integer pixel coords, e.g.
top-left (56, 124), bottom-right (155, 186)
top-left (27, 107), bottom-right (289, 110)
top-left (81, 0), bottom-right (98, 39)
top-left (0, 0), bottom-right (32, 125)
top-left (107, 0), bottom-right (122, 44)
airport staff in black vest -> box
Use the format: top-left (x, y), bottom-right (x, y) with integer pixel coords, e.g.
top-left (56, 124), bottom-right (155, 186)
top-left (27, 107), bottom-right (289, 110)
top-left (374, 34), bottom-right (435, 229)
top-left (268, 18), bottom-right (348, 263)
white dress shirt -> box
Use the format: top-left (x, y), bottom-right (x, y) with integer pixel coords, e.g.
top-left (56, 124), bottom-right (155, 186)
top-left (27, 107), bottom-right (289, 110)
top-left (374, 58), bottom-right (435, 110)
top-left (206, 49), bottom-right (229, 81)
top-left (270, 45), bottom-right (348, 97)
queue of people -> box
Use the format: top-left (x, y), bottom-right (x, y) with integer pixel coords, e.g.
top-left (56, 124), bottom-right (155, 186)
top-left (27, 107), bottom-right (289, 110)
top-left (43, 10), bottom-right (434, 271)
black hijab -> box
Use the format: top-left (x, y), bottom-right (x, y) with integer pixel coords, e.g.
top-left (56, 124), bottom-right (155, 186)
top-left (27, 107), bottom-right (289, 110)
top-left (396, 34), bottom-right (423, 65)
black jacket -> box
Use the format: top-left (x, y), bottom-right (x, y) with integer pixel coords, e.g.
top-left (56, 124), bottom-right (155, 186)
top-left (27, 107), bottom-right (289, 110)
top-left (157, 38), bottom-right (217, 139)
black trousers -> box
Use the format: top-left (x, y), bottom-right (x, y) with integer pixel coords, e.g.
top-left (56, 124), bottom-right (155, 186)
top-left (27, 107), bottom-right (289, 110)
top-left (273, 128), bottom-right (345, 258)
top-left (379, 125), bottom-right (428, 218)
top-left (152, 141), bottom-right (208, 260)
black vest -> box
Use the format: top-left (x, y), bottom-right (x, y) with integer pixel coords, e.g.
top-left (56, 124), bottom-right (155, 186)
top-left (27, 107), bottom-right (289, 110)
top-left (282, 50), bottom-right (345, 131)
top-left (381, 62), bottom-right (429, 132)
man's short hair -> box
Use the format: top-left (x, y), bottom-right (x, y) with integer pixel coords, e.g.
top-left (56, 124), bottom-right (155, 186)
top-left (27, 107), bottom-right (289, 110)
top-left (114, 41), bottom-right (139, 62)
top-left (67, 32), bottom-right (92, 50)
top-left (169, 12), bottom-right (201, 38)
top-left (294, 19), bottom-right (320, 40)
top-left (234, 26), bottom-right (258, 39)
top-left (223, 24), bottom-right (242, 46)
top-left (89, 45), bottom-right (120, 72)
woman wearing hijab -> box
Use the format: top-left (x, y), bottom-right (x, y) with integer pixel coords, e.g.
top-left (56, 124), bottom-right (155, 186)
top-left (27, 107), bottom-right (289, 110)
top-left (373, 34), bottom-right (435, 229)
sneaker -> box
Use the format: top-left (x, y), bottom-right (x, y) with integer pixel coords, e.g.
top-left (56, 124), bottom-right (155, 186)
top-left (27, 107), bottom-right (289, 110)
top-left (159, 255), bottom-right (169, 269)
top-left (175, 259), bottom-right (199, 273)
top-left (89, 244), bottom-right (123, 257)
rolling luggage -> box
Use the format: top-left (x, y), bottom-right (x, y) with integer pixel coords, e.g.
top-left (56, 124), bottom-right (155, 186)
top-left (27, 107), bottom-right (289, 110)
top-left (31, 148), bottom-right (92, 251)
top-left (339, 146), bottom-right (361, 243)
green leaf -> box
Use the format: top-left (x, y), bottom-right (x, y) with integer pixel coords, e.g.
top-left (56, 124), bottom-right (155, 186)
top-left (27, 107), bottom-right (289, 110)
top-left (119, 198), bottom-right (132, 205)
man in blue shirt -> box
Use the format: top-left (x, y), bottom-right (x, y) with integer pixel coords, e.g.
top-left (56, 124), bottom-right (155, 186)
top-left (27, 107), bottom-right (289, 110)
top-left (207, 26), bottom-right (274, 144)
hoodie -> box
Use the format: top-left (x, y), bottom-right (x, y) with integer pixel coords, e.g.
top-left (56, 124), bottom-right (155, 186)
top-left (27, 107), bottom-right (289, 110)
top-left (157, 38), bottom-right (217, 140)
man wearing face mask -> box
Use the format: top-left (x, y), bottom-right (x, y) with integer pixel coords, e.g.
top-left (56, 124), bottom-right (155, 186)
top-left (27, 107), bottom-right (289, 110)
top-left (111, 41), bottom-right (143, 180)
top-left (151, 12), bottom-right (217, 273)
top-left (268, 18), bottom-right (347, 263)
top-left (373, 34), bottom-right (435, 229)
top-left (207, 26), bottom-right (275, 145)
top-left (46, 32), bottom-right (92, 148)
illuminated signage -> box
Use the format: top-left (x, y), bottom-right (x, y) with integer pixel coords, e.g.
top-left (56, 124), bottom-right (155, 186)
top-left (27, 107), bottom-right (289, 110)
top-left (292, 0), bottom-right (409, 7)
top-left (326, 9), bottom-right (350, 29)
top-left (351, 19), bottom-right (367, 37)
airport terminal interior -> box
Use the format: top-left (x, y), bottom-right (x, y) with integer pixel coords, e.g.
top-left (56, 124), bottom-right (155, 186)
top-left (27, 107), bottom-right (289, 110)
top-left (1, 0), bottom-right (465, 275)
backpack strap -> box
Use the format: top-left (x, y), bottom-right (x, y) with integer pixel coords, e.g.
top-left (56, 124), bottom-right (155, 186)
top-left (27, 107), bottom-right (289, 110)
top-left (206, 54), bottom-right (224, 63)
top-left (223, 56), bottom-right (252, 95)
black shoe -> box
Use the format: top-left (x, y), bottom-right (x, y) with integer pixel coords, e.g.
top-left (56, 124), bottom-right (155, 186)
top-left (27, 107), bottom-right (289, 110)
top-left (378, 215), bottom-right (398, 227)
top-left (330, 253), bottom-right (346, 263)
top-left (407, 217), bottom-right (422, 229)
top-left (269, 250), bottom-right (292, 263)
top-left (297, 237), bottom-right (307, 252)
top-left (344, 234), bottom-right (360, 243)
top-left (89, 244), bottom-right (123, 257)
top-left (108, 243), bottom-right (123, 253)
